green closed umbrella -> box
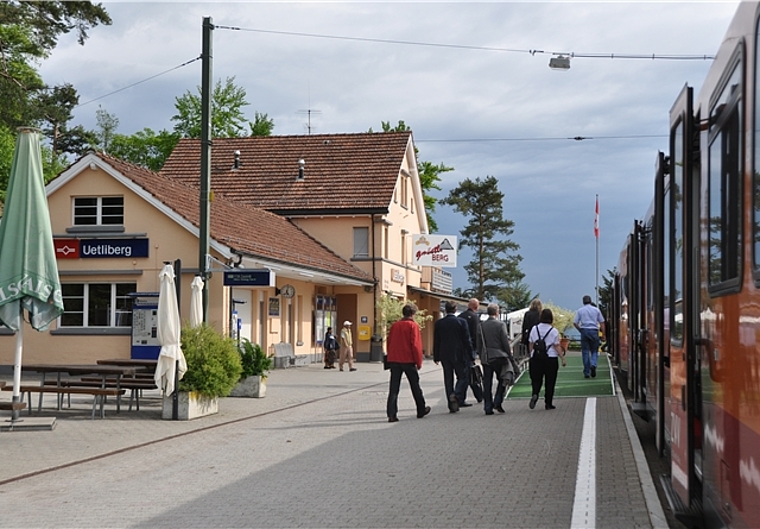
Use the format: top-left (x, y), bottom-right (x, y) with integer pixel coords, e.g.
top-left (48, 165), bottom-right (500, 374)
top-left (0, 129), bottom-right (64, 421)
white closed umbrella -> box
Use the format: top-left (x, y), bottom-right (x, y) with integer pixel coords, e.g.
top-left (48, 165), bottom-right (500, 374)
top-left (189, 275), bottom-right (204, 328)
top-left (154, 264), bottom-right (187, 395)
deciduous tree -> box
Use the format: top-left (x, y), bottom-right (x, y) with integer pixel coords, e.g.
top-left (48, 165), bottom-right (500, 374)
top-left (109, 128), bottom-right (180, 171)
top-left (172, 76), bottom-right (272, 139)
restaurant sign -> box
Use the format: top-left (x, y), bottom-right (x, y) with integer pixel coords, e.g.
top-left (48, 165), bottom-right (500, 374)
top-left (411, 234), bottom-right (457, 267)
top-left (54, 238), bottom-right (149, 259)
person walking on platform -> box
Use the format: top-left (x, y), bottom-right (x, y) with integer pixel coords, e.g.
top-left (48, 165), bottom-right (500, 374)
top-left (573, 295), bottom-right (606, 378)
top-left (477, 303), bottom-right (515, 415)
top-left (521, 298), bottom-right (542, 386)
top-left (528, 308), bottom-right (566, 410)
top-left (386, 304), bottom-right (430, 422)
top-left (339, 320), bottom-right (356, 372)
top-left (434, 301), bottom-right (475, 413)
top-left (458, 297), bottom-right (484, 403)
top-left (323, 326), bottom-right (338, 369)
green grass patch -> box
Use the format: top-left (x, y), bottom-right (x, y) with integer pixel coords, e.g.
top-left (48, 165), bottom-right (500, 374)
top-left (507, 352), bottom-right (613, 399)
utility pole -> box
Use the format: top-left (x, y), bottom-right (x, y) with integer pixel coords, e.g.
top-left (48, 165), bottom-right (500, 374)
top-left (199, 16), bottom-right (213, 323)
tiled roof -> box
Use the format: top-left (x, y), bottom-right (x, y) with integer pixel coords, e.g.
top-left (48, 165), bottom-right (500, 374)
top-left (159, 132), bottom-right (412, 213)
top-left (97, 153), bottom-right (373, 282)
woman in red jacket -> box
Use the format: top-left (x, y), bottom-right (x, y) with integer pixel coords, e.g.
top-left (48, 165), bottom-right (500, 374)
top-left (386, 304), bottom-right (431, 422)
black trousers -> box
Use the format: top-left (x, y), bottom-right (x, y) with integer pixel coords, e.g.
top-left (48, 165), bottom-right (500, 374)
top-left (387, 362), bottom-right (426, 418)
top-left (482, 359), bottom-right (507, 412)
top-left (530, 356), bottom-right (559, 406)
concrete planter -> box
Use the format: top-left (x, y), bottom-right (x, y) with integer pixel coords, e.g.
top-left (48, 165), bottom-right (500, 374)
top-left (229, 375), bottom-right (267, 398)
top-left (162, 391), bottom-right (219, 420)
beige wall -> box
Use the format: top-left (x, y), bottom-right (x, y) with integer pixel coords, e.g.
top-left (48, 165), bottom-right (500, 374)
top-left (0, 156), bottom-right (439, 366)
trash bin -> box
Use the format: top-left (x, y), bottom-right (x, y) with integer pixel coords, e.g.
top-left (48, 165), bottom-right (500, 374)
top-left (369, 334), bottom-right (384, 362)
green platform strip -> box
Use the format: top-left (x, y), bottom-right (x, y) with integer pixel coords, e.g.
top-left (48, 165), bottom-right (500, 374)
top-left (507, 352), bottom-right (614, 399)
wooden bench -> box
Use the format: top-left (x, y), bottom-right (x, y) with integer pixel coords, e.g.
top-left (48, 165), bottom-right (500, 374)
top-left (1, 385), bottom-right (125, 419)
top-left (0, 401), bottom-right (27, 412)
top-left (57, 378), bottom-right (157, 411)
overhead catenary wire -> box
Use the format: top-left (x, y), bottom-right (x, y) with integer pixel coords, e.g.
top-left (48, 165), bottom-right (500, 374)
top-left (215, 24), bottom-right (715, 61)
top-left (75, 26), bottom-right (714, 110)
top-left (75, 56), bottom-right (202, 108)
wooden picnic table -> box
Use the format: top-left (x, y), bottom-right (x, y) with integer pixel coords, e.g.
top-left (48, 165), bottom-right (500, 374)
top-left (97, 358), bottom-right (158, 370)
top-left (19, 364), bottom-right (144, 417)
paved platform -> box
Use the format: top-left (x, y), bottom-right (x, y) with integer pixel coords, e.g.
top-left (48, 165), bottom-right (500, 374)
top-left (0, 357), bottom-right (668, 528)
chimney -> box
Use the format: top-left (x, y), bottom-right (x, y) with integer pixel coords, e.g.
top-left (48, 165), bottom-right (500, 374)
top-left (297, 158), bottom-right (305, 180)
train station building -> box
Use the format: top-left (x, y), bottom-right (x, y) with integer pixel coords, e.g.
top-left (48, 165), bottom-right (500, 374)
top-left (0, 131), bottom-right (460, 366)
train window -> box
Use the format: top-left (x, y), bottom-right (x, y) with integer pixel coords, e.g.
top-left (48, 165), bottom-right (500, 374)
top-left (672, 120), bottom-right (685, 342)
top-left (708, 59), bottom-right (743, 294)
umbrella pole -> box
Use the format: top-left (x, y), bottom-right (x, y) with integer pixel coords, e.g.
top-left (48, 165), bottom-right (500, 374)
top-left (173, 360), bottom-right (179, 420)
top-left (11, 312), bottom-right (23, 422)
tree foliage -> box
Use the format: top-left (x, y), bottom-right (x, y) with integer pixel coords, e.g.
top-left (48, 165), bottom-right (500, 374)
top-left (249, 111), bottom-right (275, 137)
top-left (371, 120), bottom-right (451, 232)
top-left (598, 268), bottom-right (615, 320)
top-left (0, 1), bottom-right (111, 126)
top-left (440, 175), bottom-right (523, 302)
top-left (498, 281), bottom-right (534, 312)
top-left (0, 1), bottom-right (110, 203)
top-left (108, 128), bottom-right (180, 171)
top-left (172, 76), bottom-right (272, 139)
top-left (376, 293), bottom-right (432, 339)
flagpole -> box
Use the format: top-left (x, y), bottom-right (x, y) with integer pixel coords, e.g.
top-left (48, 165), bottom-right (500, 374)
top-left (595, 194), bottom-right (599, 306)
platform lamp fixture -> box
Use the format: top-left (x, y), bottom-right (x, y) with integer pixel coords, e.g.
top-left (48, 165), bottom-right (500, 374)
top-left (549, 54), bottom-right (571, 70)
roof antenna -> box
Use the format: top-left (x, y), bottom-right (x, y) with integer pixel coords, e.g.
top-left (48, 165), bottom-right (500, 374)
top-left (297, 83), bottom-right (321, 134)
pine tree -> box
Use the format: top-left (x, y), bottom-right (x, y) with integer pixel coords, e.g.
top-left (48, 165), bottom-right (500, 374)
top-left (440, 175), bottom-right (523, 301)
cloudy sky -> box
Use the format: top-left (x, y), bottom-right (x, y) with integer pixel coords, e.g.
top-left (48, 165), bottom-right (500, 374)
top-left (39, 1), bottom-right (740, 310)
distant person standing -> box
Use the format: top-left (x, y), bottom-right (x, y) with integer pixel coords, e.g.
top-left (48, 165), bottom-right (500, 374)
top-left (477, 303), bottom-right (515, 415)
top-left (386, 304), bottom-right (430, 422)
top-left (458, 297), bottom-right (483, 403)
top-left (573, 295), bottom-right (606, 378)
top-left (323, 327), bottom-right (338, 369)
top-left (340, 320), bottom-right (356, 372)
top-left (529, 308), bottom-right (566, 410)
top-left (434, 301), bottom-right (475, 413)
top-left (521, 298), bottom-right (542, 386)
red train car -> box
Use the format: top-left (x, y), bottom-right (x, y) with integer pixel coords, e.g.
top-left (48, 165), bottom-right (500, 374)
top-left (611, 3), bottom-right (760, 527)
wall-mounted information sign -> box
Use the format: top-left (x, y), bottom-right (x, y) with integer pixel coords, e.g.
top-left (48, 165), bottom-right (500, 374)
top-left (129, 292), bottom-right (160, 359)
top-left (223, 269), bottom-right (275, 287)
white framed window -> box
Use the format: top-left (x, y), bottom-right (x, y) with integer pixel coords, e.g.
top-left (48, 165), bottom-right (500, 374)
top-left (353, 227), bottom-right (369, 257)
top-left (60, 282), bottom-right (135, 327)
top-left (73, 196), bottom-right (124, 226)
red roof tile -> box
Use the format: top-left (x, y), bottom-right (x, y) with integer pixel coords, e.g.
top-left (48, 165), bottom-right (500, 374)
top-left (159, 132), bottom-right (412, 213)
top-left (96, 153), bottom-right (373, 282)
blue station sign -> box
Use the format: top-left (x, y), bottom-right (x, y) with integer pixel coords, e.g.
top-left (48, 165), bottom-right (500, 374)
top-left (80, 238), bottom-right (149, 259)
top-left (223, 269), bottom-right (275, 287)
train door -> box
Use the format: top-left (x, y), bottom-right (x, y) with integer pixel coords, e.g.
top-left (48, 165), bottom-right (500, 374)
top-left (628, 228), bottom-right (641, 398)
top-left (653, 152), bottom-right (669, 456)
top-left (668, 83), bottom-right (702, 509)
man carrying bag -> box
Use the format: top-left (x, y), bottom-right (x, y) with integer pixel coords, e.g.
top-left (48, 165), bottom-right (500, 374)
top-left (476, 303), bottom-right (518, 415)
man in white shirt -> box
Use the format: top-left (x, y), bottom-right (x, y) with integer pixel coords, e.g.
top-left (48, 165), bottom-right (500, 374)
top-left (573, 295), bottom-right (606, 378)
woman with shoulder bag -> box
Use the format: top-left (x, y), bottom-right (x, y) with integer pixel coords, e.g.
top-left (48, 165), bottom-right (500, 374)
top-left (528, 308), bottom-right (566, 410)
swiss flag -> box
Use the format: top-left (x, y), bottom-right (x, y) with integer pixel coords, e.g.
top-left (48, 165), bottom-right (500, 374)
top-left (594, 197), bottom-right (599, 239)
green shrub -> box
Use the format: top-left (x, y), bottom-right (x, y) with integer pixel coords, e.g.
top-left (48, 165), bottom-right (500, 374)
top-left (239, 339), bottom-right (272, 379)
top-left (179, 324), bottom-right (242, 398)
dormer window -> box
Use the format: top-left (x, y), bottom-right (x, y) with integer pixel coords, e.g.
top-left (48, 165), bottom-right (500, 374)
top-left (74, 196), bottom-right (124, 226)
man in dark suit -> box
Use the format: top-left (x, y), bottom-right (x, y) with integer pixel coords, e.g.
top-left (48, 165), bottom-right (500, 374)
top-left (458, 297), bottom-right (483, 403)
top-left (434, 301), bottom-right (475, 413)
